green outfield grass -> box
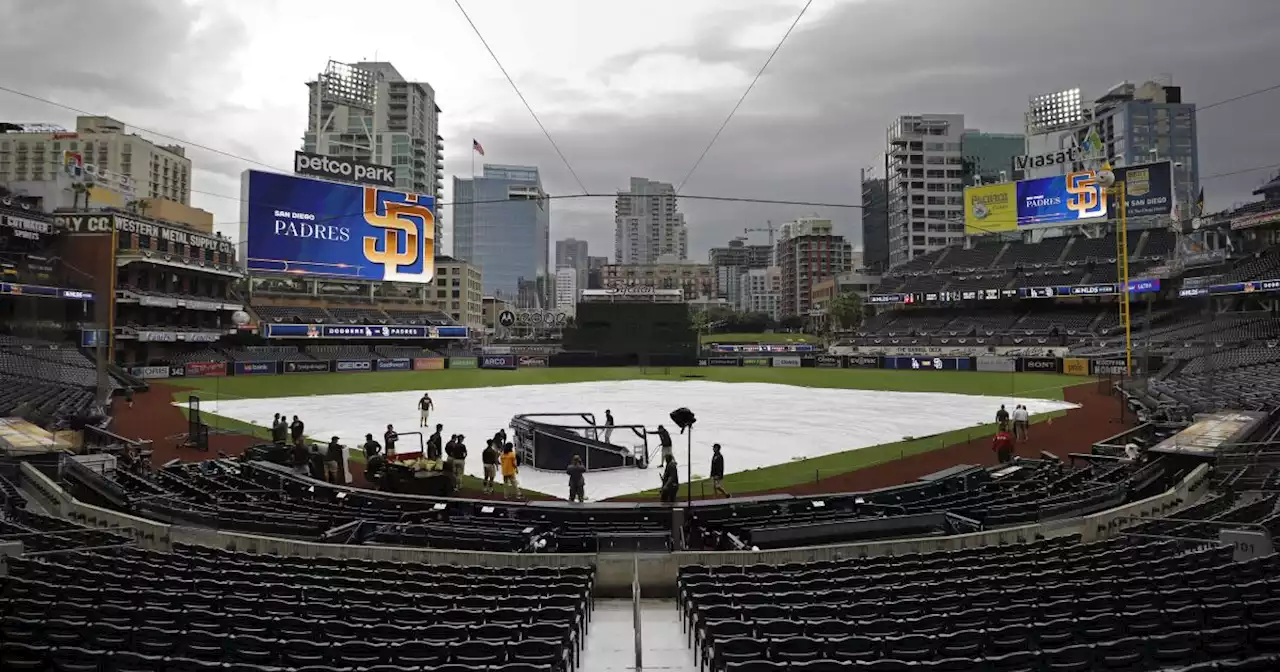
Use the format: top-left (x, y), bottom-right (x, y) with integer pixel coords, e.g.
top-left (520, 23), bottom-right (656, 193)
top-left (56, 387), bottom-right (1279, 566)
top-left (700, 332), bottom-right (818, 344)
top-left (171, 367), bottom-right (1079, 497)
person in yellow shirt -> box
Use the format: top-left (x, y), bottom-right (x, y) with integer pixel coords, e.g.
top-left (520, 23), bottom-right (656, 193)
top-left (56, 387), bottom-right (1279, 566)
top-left (499, 443), bottom-right (522, 500)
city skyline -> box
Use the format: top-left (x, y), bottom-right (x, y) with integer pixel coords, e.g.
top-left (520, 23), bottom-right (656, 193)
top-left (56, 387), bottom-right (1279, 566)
top-left (1, 1), bottom-right (1278, 263)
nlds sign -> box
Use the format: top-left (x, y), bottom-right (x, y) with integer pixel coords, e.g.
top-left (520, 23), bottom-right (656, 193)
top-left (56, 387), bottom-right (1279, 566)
top-left (294, 151), bottom-right (396, 188)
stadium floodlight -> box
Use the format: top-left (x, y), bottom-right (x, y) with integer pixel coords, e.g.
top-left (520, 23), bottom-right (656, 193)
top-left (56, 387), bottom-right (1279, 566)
top-left (320, 60), bottom-right (378, 110)
top-left (1027, 88), bottom-right (1085, 133)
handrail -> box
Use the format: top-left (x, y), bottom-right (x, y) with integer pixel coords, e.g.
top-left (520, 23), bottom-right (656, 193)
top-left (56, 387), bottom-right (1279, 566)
top-left (632, 555), bottom-right (643, 670)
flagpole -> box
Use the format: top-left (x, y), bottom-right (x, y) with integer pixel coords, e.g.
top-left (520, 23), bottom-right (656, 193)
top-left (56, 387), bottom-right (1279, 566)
top-left (471, 147), bottom-right (475, 178)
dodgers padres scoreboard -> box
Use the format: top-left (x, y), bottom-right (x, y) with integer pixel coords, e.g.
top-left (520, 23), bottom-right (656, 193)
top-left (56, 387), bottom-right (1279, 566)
top-left (239, 169), bottom-right (436, 283)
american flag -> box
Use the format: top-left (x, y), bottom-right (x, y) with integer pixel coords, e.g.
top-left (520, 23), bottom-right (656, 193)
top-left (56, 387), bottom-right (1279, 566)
top-left (472, 139), bottom-right (485, 156)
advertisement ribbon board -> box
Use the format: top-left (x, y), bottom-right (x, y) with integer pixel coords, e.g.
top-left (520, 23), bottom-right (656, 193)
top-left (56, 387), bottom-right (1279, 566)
top-left (184, 361), bottom-right (226, 378)
top-left (283, 361), bottom-right (330, 374)
top-left (375, 358), bottom-right (412, 371)
top-left (414, 358), bottom-right (446, 370)
top-left (1062, 358), bottom-right (1090, 376)
top-left (815, 355), bottom-right (843, 368)
top-left (479, 355), bottom-right (517, 370)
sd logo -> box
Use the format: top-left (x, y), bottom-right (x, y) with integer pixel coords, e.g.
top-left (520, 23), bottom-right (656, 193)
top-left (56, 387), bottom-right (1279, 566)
top-left (1065, 171), bottom-right (1107, 220)
top-left (362, 188), bottom-right (435, 283)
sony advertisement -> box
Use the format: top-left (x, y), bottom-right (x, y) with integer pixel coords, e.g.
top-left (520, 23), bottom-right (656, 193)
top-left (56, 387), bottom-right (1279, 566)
top-left (240, 170), bottom-right (436, 283)
top-left (1020, 357), bottom-right (1062, 373)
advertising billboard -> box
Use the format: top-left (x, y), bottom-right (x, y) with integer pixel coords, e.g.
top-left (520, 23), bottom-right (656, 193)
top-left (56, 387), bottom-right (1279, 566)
top-left (294, 151), bottom-right (396, 188)
top-left (1113, 161), bottom-right (1173, 217)
top-left (741, 357), bottom-right (770, 367)
top-left (479, 355), bottom-right (517, 370)
top-left (772, 356), bottom-right (802, 368)
top-left (185, 361), bottom-right (226, 378)
top-left (815, 355), bottom-right (843, 368)
top-left (235, 361), bottom-right (278, 376)
top-left (241, 170), bottom-right (436, 283)
top-left (707, 357), bottom-right (739, 367)
top-left (1062, 358), bottom-right (1090, 376)
top-left (264, 323), bottom-right (467, 340)
top-left (1016, 171), bottom-right (1107, 226)
top-left (1020, 357), bottom-right (1061, 373)
top-left (963, 183), bottom-right (1017, 235)
top-left (518, 355), bottom-right (549, 368)
top-left (375, 358), bottom-right (412, 371)
top-left (449, 357), bottom-right (478, 369)
top-left (284, 361), bottom-right (330, 374)
top-left (414, 357), bottom-right (445, 370)
top-left (335, 360), bottom-right (372, 372)
top-left (129, 366), bottom-right (171, 379)
top-left (846, 355), bottom-right (880, 369)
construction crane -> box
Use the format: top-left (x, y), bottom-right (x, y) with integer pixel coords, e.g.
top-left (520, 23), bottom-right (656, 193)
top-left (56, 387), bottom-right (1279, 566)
top-left (743, 220), bottom-right (777, 249)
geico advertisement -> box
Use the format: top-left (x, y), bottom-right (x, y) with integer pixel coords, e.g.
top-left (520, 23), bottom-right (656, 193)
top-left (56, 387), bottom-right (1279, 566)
top-left (241, 170), bottom-right (436, 284)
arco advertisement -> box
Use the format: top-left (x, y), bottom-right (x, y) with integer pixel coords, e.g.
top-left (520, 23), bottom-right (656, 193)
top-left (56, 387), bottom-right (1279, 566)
top-left (479, 355), bottom-right (517, 370)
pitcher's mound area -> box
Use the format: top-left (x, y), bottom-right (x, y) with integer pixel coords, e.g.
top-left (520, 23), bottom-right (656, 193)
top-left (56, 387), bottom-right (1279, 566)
top-left (186, 380), bottom-right (1076, 500)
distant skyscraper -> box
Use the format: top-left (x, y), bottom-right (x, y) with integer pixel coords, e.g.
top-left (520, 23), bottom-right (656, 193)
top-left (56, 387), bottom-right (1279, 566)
top-left (302, 61), bottom-right (444, 249)
top-left (885, 114), bottom-right (969, 267)
top-left (555, 238), bottom-right (589, 300)
top-left (860, 174), bottom-right (888, 272)
top-left (554, 266), bottom-right (579, 315)
top-left (614, 177), bottom-right (688, 263)
top-left (776, 217), bottom-right (853, 317)
top-left (453, 164), bottom-right (549, 305)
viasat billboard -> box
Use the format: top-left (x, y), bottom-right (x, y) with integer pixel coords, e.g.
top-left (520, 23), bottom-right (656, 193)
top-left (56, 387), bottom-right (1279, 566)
top-left (1016, 171), bottom-right (1107, 226)
top-left (240, 170), bottom-right (436, 283)
top-left (963, 183), bottom-right (1017, 235)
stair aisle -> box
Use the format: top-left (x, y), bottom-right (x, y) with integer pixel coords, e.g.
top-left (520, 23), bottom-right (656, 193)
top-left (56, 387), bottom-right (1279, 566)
top-left (579, 598), bottom-right (698, 672)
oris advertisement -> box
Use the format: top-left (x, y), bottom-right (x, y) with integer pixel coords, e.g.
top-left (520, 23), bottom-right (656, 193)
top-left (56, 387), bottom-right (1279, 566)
top-left (816, 355), bottom-right (843, 368)
top-left (335, 360), bottom-right (373, 372)
top-left (284, 361), bottom-right (330, 374)
top-left (234, 361), bottom-right (278, 376)
top-left (1020, 357), bottom-right (1061, 373)
top-left (375, 358), bottom-right (412, 371)
top-left (479, 355), bottom-right (517, 370)
top-left (846, 355), bottom-right (881, 369)
top-left (129, 365), bottom-right (171, 379)
top-left (707, 357), bottom-right (740, 367)
top-left (772, 356), bottom-right (802, 368)
top-left (518, 355), bottom-right (549, 368)
top-left (184, 361), bottom-right (226, 378)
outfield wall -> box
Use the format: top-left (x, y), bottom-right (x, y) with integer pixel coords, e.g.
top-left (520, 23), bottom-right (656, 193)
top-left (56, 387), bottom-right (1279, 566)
top-left (22, 460), bottom-right (1210, 598)
top-left (133, 353), bottom-right (1135, 380)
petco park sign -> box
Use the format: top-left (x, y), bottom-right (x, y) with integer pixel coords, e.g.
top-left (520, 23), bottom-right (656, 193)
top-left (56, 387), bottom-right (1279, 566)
top-left (294, 151), bottom-right (396, 188)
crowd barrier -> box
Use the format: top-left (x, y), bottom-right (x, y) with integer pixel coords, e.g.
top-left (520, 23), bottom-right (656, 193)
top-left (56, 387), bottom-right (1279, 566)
top-left (133, 354), bottom-right (1149, 380)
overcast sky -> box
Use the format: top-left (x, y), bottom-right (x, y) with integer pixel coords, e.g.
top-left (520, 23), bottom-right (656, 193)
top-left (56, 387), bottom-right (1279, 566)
top-left (2, 0), bottom-right (1279, 261)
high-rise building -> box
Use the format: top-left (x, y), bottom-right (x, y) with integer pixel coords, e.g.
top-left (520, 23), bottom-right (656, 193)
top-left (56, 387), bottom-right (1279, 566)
top-left (961, 131), bottom-right (1026, 184)
top-left (885, 114), bottom-right (968, 267)
top-left (554, 266), bottom-right (579, 316)
top-left (428, 257), bottom-right (485, 331)
top-left (776, 217), bottom-right (853, 317)
top-left (555, 238), bottom-right (589, 303)
top-left (0, 116), bottom-right (191, 207)
top-left (708, 237), bottom-right (772, 306)
top-left (1023, 79), bottom-right (1199, 214)
top-left (586, 256), bottom-right (608, 290)
top-left (302, 61), bottom-right (444, 248)
top-left (614, 177), bottom-right (688, 263)
top-left (452, 164), bottom-right (549, 305)
top-left (860, 174), bottom-right (888, 272)
top-left (740, 267), bottom-right (781, 321)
